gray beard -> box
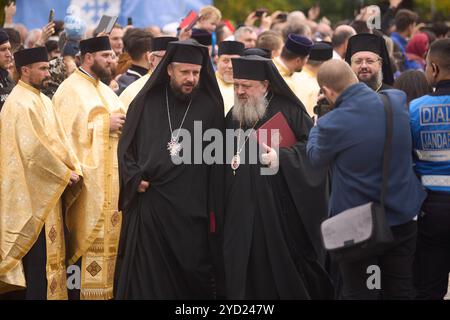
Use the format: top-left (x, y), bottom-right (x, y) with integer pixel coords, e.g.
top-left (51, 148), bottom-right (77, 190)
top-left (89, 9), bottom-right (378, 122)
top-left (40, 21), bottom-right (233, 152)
top-left (360, 70), bottom-right (383, 91)
top-left (232, 94), bottom-right (268, 127)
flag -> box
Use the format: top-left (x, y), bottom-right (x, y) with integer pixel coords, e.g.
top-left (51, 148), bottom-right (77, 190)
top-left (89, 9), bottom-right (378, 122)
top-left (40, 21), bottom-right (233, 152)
top-left (14, 0), bottom-right (211, 30)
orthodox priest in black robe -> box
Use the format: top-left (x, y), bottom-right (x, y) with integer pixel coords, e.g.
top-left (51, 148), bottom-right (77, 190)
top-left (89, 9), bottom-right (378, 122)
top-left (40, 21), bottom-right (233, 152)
top-left (345, 33), bottom-right (394, 92)
top-left (115, 40), bottom-right (225, 299)
top-left (223, 55), bottom-right (333, 300)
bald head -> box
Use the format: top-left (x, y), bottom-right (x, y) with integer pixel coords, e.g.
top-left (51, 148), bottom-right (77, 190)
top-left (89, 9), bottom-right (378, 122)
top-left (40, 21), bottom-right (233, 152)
top-left (428, 38), bottom-right (450, 73)
top-left (318, 60), bottom-right (358, 94)
top-left (334, 25), bottom-right (357, 35)
top-left (332, 25), bottom-right (357, 58)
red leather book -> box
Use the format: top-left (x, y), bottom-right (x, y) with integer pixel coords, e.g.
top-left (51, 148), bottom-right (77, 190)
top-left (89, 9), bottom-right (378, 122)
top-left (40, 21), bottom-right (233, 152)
top-left (255, 111), bottom-right (297, 148)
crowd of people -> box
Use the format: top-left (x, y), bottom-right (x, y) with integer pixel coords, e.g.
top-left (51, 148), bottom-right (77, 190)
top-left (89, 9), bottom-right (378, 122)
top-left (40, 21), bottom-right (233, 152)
top-left (0, 0), bottom-right (449, 300)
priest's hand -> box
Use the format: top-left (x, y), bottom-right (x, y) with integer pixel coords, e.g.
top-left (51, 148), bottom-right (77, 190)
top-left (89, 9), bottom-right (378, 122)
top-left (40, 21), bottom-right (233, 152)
top-left (137, 180), bottom-right (150, 193)
top-left (110, 113), bottom-right (126, 132)
top-left (68, 172), bottom-right (80, 186)
top-left (261, 143), bottom-right (279, 169)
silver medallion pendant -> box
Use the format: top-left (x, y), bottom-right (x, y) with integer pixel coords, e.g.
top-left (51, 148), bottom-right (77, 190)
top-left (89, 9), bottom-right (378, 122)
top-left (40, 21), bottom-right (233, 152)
top-left (167, 138), bottom-right (182, 156)
top-left (231, 154), bottom-right (241, 173)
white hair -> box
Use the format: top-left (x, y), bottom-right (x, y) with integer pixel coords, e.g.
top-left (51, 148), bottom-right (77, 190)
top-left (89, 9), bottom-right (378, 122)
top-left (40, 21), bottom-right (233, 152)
top-left (233, 91), bottom-right (269, 127)
top-left (24, 29), bottom-right (42, 49)
top-left (234, 26), bottom-right (256, 42)
top-left (287, 11), bottom-right (306, 24)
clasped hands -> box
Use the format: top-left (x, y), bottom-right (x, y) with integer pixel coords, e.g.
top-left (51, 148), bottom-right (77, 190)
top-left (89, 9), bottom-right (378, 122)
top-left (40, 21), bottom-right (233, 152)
top-left (68, 172), bottom-right (81, 186)
top-left (136, 143), bottom-right (277, 193)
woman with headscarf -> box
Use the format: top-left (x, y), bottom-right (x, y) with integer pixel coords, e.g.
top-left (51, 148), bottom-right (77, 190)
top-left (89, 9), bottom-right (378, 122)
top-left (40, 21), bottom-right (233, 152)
top-left (406, 32), bottom-right (429, 71)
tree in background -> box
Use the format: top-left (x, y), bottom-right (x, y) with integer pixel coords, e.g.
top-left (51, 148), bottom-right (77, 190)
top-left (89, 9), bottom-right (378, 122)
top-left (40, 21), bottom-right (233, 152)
top-left (215, 0), bottom-right (449, 27)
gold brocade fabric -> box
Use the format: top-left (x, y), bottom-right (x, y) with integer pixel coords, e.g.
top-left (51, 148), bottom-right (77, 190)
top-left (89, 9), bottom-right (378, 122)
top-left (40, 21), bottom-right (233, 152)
top-left (119, 72), bottom-right (151, 111)
top-left (215, 71), bottom-right (234, 116)
top-left (0, 81), bottom-right (82, 299)
top-left (273, 57), bottom-right (305, 103)
top-left (273, 57), bottom-right (296, 91)
top-left (292, 67), bottom-right (320, 117)
top-left (52, 70), bottom-right (124, 300)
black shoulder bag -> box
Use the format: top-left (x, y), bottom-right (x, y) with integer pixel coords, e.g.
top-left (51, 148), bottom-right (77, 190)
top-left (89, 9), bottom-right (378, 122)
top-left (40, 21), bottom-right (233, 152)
top-left (320, 94), bottom-right (395, 263)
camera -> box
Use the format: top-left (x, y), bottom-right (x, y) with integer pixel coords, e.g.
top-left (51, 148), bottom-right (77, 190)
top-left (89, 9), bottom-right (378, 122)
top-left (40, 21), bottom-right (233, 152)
top-left (313, 97), bottom-right (332, 118)
top-left (276, 13), bottom-right (288, 22)
top-left (255, 8), bottom-right (269, 18)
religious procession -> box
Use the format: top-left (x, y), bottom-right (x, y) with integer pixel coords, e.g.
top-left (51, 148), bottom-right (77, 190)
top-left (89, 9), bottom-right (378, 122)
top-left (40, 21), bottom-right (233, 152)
top-left (0, 0), bottom-right (450, 301)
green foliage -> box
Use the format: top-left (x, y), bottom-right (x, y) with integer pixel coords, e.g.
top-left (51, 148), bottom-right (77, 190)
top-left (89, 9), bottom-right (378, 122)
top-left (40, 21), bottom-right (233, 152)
top-left (216, 0), bottom-right (367, 25)
top-left (215, 0), bottom-right (449, 26)
top-left (414, 0), bottom-right (449, 21)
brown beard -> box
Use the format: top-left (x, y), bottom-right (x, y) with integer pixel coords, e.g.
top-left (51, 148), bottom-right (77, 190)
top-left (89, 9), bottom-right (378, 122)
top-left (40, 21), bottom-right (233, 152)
top-left (29, 76), bottom-right (51, 91)
top-left (169, 78), bottom-right (199, 101)
top-left (92, 60), bottom-right (112, 85)
top-left (232, 93), bottom-right (268, 128)
top-left (358, 69), bottom-right (383, 90)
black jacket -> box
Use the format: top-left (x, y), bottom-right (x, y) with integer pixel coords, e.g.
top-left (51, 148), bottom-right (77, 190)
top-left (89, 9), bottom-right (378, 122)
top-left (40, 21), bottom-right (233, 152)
top-left (0, 68), bottom-right (15, 111)
top-left (116, 65), bottom-right (148, 95)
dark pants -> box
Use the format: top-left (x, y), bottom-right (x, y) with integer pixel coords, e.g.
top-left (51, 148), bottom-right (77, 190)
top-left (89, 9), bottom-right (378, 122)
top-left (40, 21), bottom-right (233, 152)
top-left (22, 228), bottom-right (48, 300)
top-left (0, 229), bottom-right (47, 300)
top-left (414, 191), bottom-right (450, 300)
top-left (67, 259), bottom-right (81, 300)
top-left (338, 220), bottom-right (417, 300)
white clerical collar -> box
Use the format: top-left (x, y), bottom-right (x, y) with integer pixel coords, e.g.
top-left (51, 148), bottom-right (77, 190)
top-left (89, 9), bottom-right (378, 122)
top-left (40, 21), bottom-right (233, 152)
top-left (332, 50), bottom-right (343, 60)
top-left (79, 67), bottom-right (97, 80)
top-left (275, 56), bottom-right (289, 71)
top-left (127, 69), bottom-right (143, 78)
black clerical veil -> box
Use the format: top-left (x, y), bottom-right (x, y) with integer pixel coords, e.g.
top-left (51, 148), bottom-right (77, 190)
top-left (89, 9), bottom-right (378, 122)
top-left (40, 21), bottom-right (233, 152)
top-left (230, 55), bottom-right (330, 266)
top-left (118, 39), bottom-right (223, 211)
top-left (345, 33), bottom-right (394, 86)
top-left (115, 40), bottom-right (225, 299)
top-left (232, 55), bottom-right (308, 112)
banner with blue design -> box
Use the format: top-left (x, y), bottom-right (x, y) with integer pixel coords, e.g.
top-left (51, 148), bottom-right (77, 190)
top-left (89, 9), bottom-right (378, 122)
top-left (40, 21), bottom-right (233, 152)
top-left (14, 0), bottom-right (211, 30)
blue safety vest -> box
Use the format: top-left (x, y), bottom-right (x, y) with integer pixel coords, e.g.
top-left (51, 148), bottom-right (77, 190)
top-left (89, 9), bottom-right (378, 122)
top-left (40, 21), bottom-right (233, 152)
top-left (410, 80), bottom-right (450, 192)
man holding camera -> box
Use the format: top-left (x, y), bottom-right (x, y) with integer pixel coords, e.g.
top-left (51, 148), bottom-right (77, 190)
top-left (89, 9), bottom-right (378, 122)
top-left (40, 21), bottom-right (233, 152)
top-left (307, 59), bottom-right (425, 299)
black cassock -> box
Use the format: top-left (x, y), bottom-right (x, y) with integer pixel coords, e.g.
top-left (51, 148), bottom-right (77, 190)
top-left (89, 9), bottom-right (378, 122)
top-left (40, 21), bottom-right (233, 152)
top-left (115, 85), bottom-right (223, 299)
top-left (115, 40), bottom-right (225, 300)
top-left (224, 92), bottom-right (334, 299)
